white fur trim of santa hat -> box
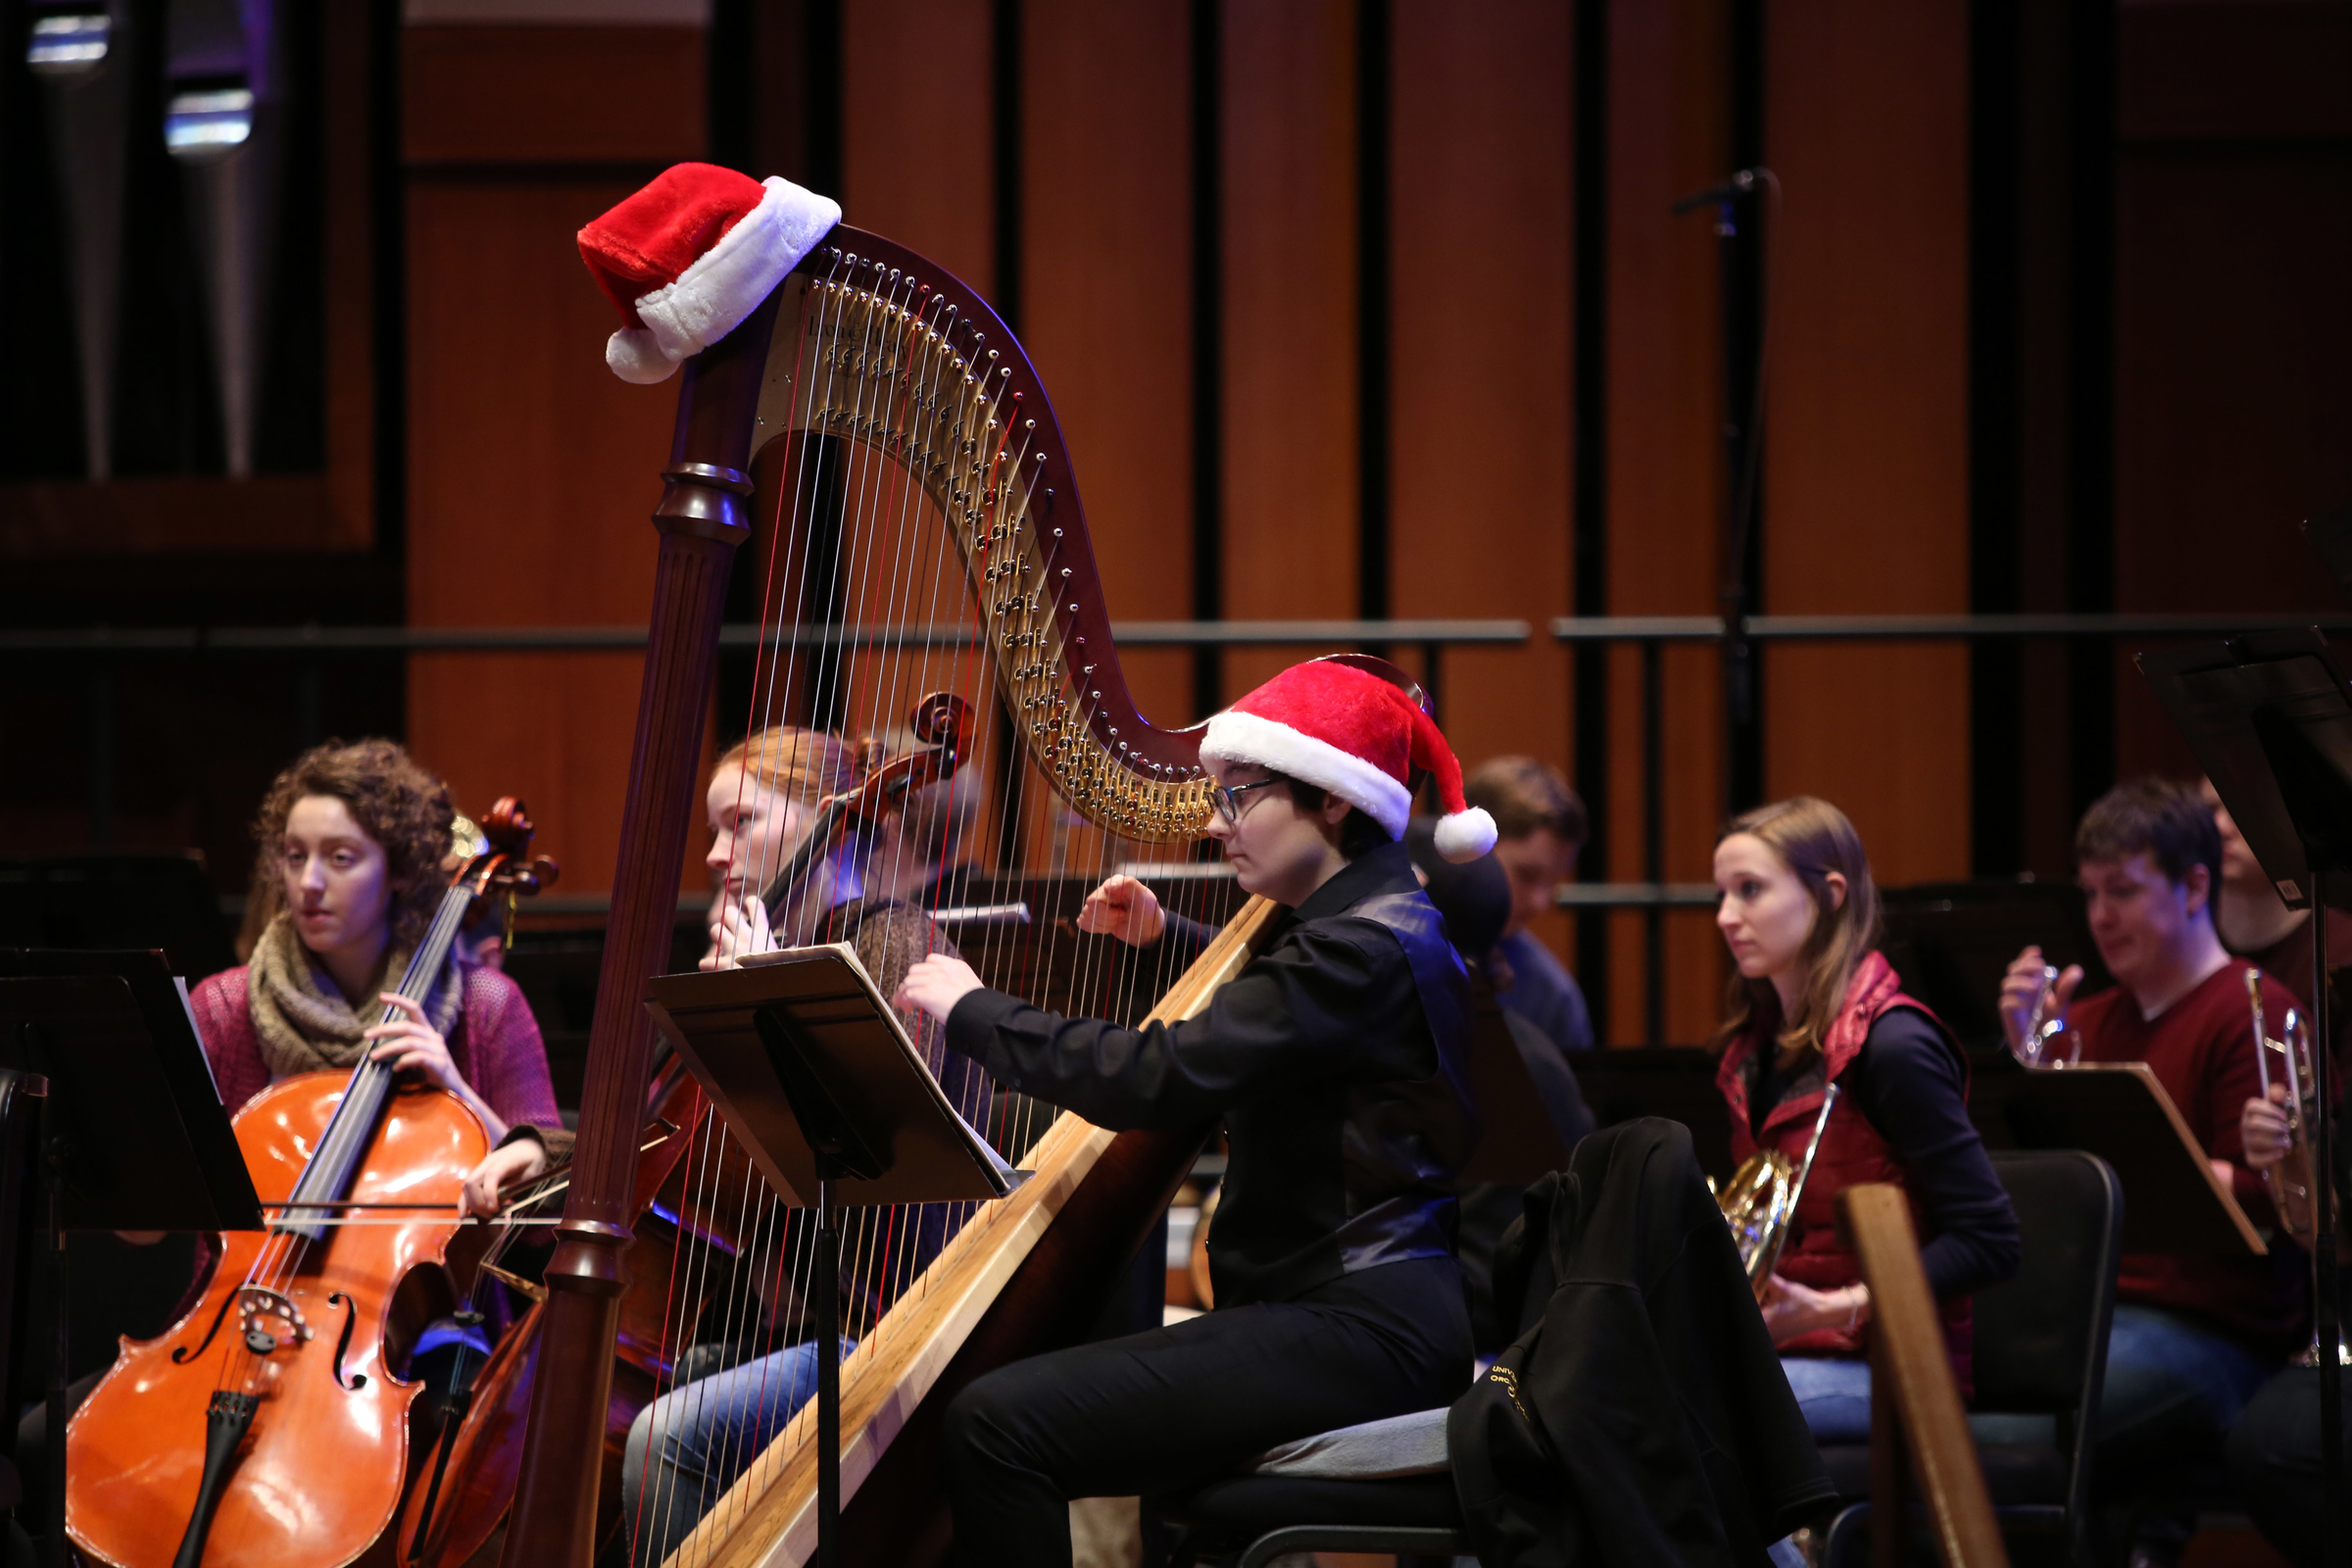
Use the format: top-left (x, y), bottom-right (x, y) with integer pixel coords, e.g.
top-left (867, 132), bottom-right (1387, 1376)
top-left (607, 176), bottom-right (841, 385)
top-left (1197, 657), bottom-right (1499, 862)
top-left (1200, 708), bottom-right (1416, 840)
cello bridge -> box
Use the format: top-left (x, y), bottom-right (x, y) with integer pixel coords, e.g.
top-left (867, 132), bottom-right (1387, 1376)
top-left (237, 1287), bottom-right (313, 1354)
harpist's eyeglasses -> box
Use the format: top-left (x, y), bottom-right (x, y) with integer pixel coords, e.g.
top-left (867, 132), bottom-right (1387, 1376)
top-left (1209, 777), bottom-right (1287, 827)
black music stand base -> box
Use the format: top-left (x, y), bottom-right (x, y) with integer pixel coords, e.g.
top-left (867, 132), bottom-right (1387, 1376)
top-left (815, 1179), bottom-right (842, 1568)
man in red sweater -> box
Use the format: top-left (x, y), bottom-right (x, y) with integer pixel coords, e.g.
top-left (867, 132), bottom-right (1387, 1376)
top-left (1999, 778), bottom-right (2303, 1566)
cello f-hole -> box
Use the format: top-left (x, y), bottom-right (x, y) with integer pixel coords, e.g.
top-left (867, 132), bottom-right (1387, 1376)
top-left (172, 1287), bottom-right (241, 1365)
top-left (327, 1293), bottom-right (367, 1391)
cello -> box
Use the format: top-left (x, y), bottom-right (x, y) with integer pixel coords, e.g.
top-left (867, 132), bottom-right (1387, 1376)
top-left (66, 800), bottom-right (555, 1568)
top-left (392, 697), bottom-right (978, 1565)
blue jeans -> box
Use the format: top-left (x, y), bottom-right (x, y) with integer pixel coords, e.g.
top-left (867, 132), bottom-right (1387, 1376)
top-left (617, 1338), bottom-right (853, 1565)
top-left (1781, 1355), bottom-right (1873, 1444)
top-left (2096, 1304), bottom-right (2276, 1555)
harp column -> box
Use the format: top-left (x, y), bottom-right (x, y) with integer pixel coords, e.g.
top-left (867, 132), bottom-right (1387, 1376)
top-left (501, 289), bottom-right (781, 1568)
top-left (26, 2), bottom-right (132, 481)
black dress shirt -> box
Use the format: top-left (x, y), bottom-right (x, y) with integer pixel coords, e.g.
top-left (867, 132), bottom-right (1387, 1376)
top-left (945, 841), bottom-right (1477, 1307)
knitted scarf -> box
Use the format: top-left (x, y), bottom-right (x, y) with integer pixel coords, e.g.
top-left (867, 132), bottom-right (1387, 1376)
top-left (245, 910), bottom-right (465, 1079)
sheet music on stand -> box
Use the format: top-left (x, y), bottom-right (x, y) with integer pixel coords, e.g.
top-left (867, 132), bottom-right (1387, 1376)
top-left (2140, 620), bottom-right (2352, 1562)
top-left (643, 943), bottom-right (1024, 1568)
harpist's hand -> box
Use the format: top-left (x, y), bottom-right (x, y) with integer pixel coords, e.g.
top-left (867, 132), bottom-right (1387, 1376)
top-left (896, 955), bottom-right (987, 1025)
top-left (704, 895), bottom-right (778, 971)
top-left (1078, 875), bottom-right (1164, 947)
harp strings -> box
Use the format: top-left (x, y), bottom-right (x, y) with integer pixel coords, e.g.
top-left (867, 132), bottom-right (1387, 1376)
top-left (630, 250), bottom-right (1221, 1566)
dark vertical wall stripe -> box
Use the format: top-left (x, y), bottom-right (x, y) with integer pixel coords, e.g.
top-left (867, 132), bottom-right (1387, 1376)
top-left (2065, 0), bottom-right (2115, 822)
top-left (1969, 0), bottom-right (2024, 873)
top-left (806, 0), bottom-right (845, 199)
top-left (991, 0), bottom-right (1023, 332)
top-left (370, 0), bottom-right (404, 574)
top-left (1571, 0), bottom-right (1610, 1026)
top-left (989, 0), bottom-right (1023, 865)
top-left (1356, 0), bottom-right (1392, 628)
top-left (1190, 0), bottom-right (1223, 720)
top-left (708, 0), bottom-right (755, 173)
top-left (1724, 0), bottom-right (1766, 812)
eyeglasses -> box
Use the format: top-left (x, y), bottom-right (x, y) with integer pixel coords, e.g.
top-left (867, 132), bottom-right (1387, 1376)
top-left (1209, 777), bottom-right (1287, 827)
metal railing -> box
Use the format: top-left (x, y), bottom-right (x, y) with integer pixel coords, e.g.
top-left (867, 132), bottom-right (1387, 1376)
top-left (1546, 610), bottom-right (2351, 1044)
top-left (15, 609), bottom-right (2338, 1045)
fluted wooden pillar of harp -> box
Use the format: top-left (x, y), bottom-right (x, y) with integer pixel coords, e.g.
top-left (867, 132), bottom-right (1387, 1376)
top-left (501, 288), bottom-right (782, 1561)
top-left (497, 225), bottom-right (1282, 1568)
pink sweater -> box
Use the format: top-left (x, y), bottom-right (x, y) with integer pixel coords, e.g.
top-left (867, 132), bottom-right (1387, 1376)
top-left (188, 962), bottom-right (563, 1136)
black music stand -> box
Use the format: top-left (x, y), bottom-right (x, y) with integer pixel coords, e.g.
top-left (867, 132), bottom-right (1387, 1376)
top-left (0, 950), bottom-right (263, 1567)
top-left (2140, 627), bottom-right (2352, 1560)
top-left (1969, 1055), bottom-right (2267, 1254)
top-left (643, 944), bottom-right (1025, 1568)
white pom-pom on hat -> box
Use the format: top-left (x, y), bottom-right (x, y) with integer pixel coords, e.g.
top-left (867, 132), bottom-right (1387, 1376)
top-left (1433, 805), bottom-right (1498, 863)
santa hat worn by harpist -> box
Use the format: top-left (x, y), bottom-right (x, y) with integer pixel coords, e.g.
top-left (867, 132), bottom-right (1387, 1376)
top-left (577, 162), bottom-right (841, 384)
top-left (1200, 660), bottom-right (1497, 863)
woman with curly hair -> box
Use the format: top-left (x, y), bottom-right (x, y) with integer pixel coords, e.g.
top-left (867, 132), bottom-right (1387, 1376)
top-left (188, 739), bottom-right (564, 1209)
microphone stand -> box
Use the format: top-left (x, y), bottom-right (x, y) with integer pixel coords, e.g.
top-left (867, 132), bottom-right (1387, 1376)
top-left (1674, 167), bottom-right (1769, 818)
top-left (2312, 877), bottom-right (2344, 1565)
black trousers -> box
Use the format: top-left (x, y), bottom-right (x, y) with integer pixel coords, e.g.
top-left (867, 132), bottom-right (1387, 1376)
top-left (941, 1255), bottom-right (1471, 1568)
top-left (2226, 1363), bottom-right (2346, 1568)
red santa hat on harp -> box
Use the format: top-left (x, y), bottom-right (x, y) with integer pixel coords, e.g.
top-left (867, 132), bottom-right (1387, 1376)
top-left (1200, 659), bottom-right (1497, 863)
top-left (577, 162), bottom-right (841, 384)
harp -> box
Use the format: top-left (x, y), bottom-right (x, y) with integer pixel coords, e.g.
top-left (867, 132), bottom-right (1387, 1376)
top-left (496, 224), bottom-right (1281, 1568)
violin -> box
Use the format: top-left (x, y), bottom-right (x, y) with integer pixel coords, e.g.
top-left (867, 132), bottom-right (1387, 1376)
top-left (66, 801), bottom-right (555, 1568)
top-left (758, 693), bottom-right (974, 923)
top-left (390, 701), bottom-right (971, 1564)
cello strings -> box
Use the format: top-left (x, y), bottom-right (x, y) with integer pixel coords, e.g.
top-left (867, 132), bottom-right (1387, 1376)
top-left (207, 879), bottom-right (478, 1410)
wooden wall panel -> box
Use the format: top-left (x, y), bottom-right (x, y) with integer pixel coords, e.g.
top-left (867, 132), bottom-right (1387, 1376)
top-left (401, 25), bottom-right (707, 166)
top-left (2111, 2), bottom-right (2352, 782)
top-left (843, 0), bottom-right (995, 292)
top-left (1606, 0), bottom-right (1731, 1046)
top-left (1760, 0), bottom-right (1971, 890)
top-left (1021, 0), bottom-right (1194, 742)
top-left (1390, 0), bottom-right (1574, 966)
top-left (322, 2), bottom-right (375, 550)
top-left (406, 178), bottom-right (681, 897)
top-left (1220, 0), bottom-right (1359, 704)
top-left (404, 24), bottom-right (706, 897)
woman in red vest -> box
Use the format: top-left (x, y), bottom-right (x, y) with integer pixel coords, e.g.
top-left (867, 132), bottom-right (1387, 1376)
top-left (1712, 796), bottom-right (2019, 1441)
